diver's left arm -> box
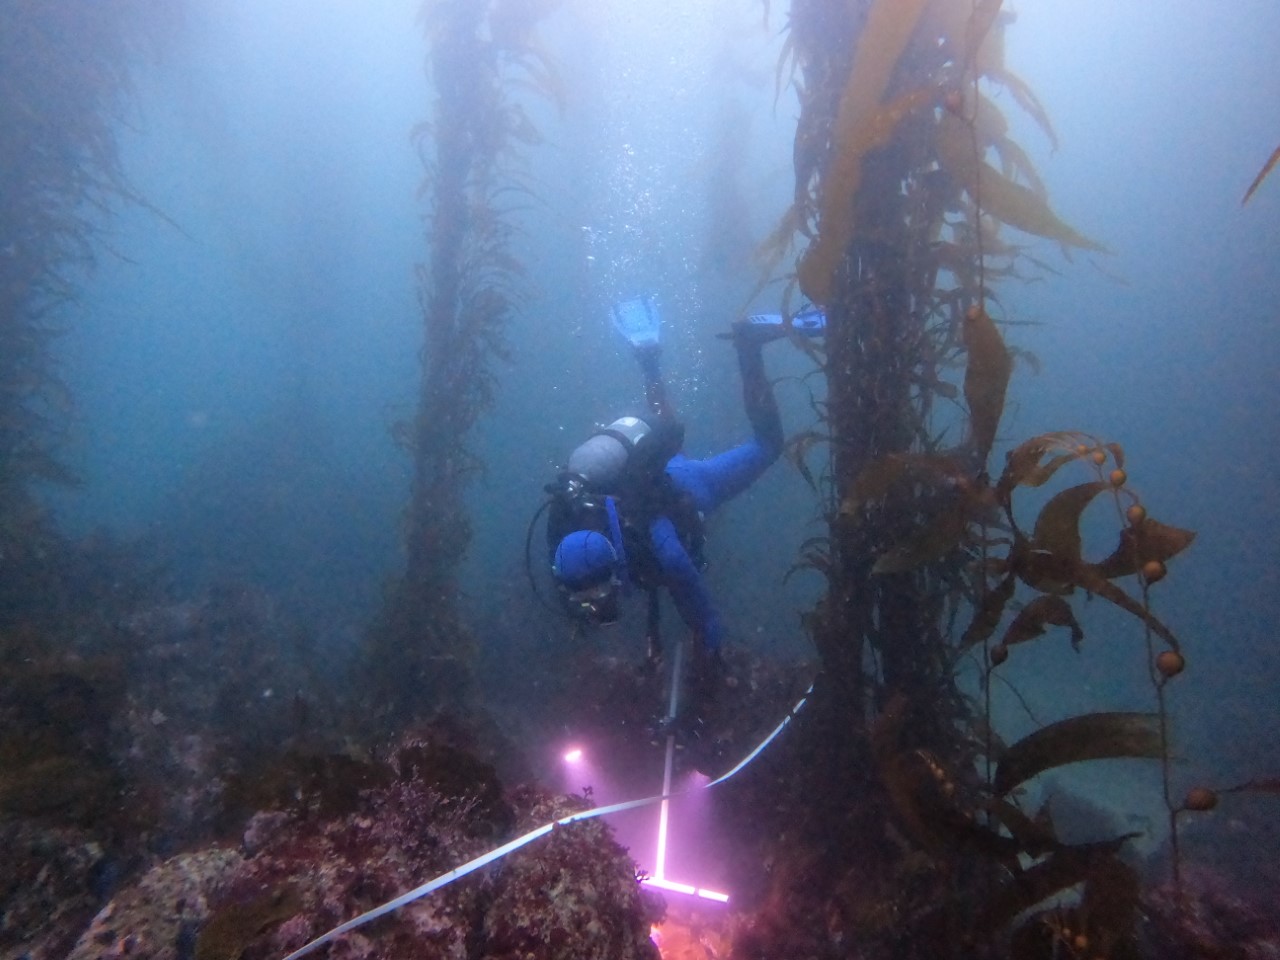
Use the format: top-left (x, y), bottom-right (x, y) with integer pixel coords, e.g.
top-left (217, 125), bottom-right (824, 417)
top-left (649, 515), bottom-right (721, 653)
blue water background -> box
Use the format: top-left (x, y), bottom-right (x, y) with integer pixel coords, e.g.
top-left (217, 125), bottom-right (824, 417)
top-left (49, 0), bottom-right (1280, 828)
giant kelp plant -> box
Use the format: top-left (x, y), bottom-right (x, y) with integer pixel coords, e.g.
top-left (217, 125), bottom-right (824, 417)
top-left (0, 5), bottom-right (191, 953)
top-left (723, 1), bottom-right (1211, 957)
top-left (365, 0), bottom-right (559, 723)
top-left (0, 0), bottom-right (166, 607)
top-left (0, 0), bottom-right (181, 844)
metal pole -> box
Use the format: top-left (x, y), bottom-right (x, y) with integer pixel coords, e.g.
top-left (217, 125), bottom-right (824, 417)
top-left (654, 640), bottom-right (682, 880)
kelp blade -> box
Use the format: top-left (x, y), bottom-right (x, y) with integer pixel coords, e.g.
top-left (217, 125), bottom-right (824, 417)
top-left (1091, 518), bottom-right (1196, 579)
top-left (959, 571), bottom-right (1016, 652)
top-left (1079, 857), bottom-right (1141, 958)
top-left (1242, 143), bottom-right (1280, 205)
top-left (1001, 594), bottom-right (1083, 650)
top-left (1030, 480), bottom-right (1109, 562)
top-left (997, 431), bottom-right (1096, 498)
top-left (994, 711), bottom-right (1163, 795)
top-left (1073, 562), bottom-right (1182, 651)
top-left (937, 114), bottom-right (1106, 252)
top-left (872, 510), bottom-right (966, 574)
top-left (975, 842), bottom-right (1121, 937)
top-left (923, 0), bottom-right (994, 61)
top-left (962, 306), bottom-right (1012, 465)
top-left (798, 0), bottom-right (931, 303)
top-left (1224, 777), bottom-right (1280, 795)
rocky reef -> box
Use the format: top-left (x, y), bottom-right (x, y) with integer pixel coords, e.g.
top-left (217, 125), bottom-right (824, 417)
top-left (0, 562), bottom-right (659, 960)
top-left (1142, 867), bottom-right (1280, 960)
top-left (58, 737), bottom-right (658, 960)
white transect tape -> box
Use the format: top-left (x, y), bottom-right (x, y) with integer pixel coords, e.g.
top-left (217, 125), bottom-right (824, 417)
top-left (280, 681), bottom-right (814, 960)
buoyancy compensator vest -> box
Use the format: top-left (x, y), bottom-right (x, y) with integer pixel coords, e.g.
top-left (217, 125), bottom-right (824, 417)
top-left (539, 415), bottom-right (706, 597)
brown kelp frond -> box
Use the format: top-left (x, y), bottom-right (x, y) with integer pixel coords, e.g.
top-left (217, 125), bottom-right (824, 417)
top-left (784, 428), bottom-right (830, 494)
top-left (984, 65), bottom-right (1059, 151)
top-left (1000, 594), bottom-right (1084, 652)
top-left (838, 451), bottom-right (969, 519)
top-left (993, 712), bottom-right (1163, 796)
top-left (1030, 480), bottom-right (1109, 561)
top-left (975, 840), bottom-right (1137, 941)
top-left (997, 431), bottom-right (1103, 497)
top-left (871, 509), bottom-right (967, 575)
top-left (962, 0), bottom-right (1008, 74)
top-left (784, 535), bottom-right (832, 585)
top-left (991, 134), bottom-right (1048, 198)
top-left (961, 304), bottom-right (1012, 466)
top-left (798, 12), bottom-right (937, 304)
top-left (984, 437), bottom-right (1194, 649)
top-left (769, 0), bottom-right (1205, 949)
top-left (874, 695), bottom-right (1016, 858)
top-left (937, 113), bottom-right (1106, 252)
top-left (998, 530), bottom-right (1185, 648)
top-left (497, 39), bottom-right (566, 114)
top-left (960, 569), bottom-right (1016, 652)
top-left (1241, 143), bottom-right (1280, 204)
top-left (840, 450), bottom-right (1003, 577)
top-left (772, 27), bottom-right (798, 110)
top-left (982, 797), bottom-right (1059, 858)
top-left (1091, 516), bottom-right (1196, 579)
top-left (756, 203), bottom-right (807, 269)
top-left (918, 0), bottom-right (1002, 75)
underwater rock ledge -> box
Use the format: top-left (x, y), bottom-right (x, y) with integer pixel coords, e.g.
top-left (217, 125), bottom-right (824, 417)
top-left (63, 736), bottom-right (659, 960)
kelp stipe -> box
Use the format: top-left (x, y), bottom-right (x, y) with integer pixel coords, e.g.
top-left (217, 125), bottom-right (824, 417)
top-left (362, 0), bottom-right (554, 724)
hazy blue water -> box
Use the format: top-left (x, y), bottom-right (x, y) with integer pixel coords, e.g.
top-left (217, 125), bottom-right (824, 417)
top-left (49, 0), bottom-right (1280, 831)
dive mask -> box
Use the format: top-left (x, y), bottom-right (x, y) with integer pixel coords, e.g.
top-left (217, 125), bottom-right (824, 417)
top-left (564, 577), bottom-right (621, 626)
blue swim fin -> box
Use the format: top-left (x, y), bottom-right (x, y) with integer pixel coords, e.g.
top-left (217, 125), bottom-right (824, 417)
top-left (610, 295), bottom-right (662, 348)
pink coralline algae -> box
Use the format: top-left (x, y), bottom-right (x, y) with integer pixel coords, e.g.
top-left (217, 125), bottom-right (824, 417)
top-left (480, 786), bottom-right (660, 960)
top-left (65, 848), bottom-right (244, 960)
top-left (63, 739), bottom-right (658, 960)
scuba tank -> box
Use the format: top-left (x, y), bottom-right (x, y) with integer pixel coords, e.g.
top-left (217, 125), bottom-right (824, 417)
top-left (525, 413), bottom-right (700, 618)
top-left (566, 416), bottom-right (656, 490)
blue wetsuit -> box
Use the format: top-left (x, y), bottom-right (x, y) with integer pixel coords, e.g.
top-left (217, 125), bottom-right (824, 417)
top-left (642, 341), bottom-right (783, 653)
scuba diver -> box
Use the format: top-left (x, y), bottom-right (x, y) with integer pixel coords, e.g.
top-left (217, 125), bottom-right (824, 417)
top-left (537, 295), bottom-right (824, 739)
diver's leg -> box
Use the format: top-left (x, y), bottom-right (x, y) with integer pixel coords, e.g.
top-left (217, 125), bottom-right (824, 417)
top-left (665, 339), bottom-right (783, 512)
top-left (634, 343), bottom-right (671, 421)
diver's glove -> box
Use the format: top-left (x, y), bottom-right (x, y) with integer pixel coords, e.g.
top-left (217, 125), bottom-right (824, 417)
top-left (719, 308), bottom-right (827, 344)
top-left (649, 711), bottom-right (705, 748)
